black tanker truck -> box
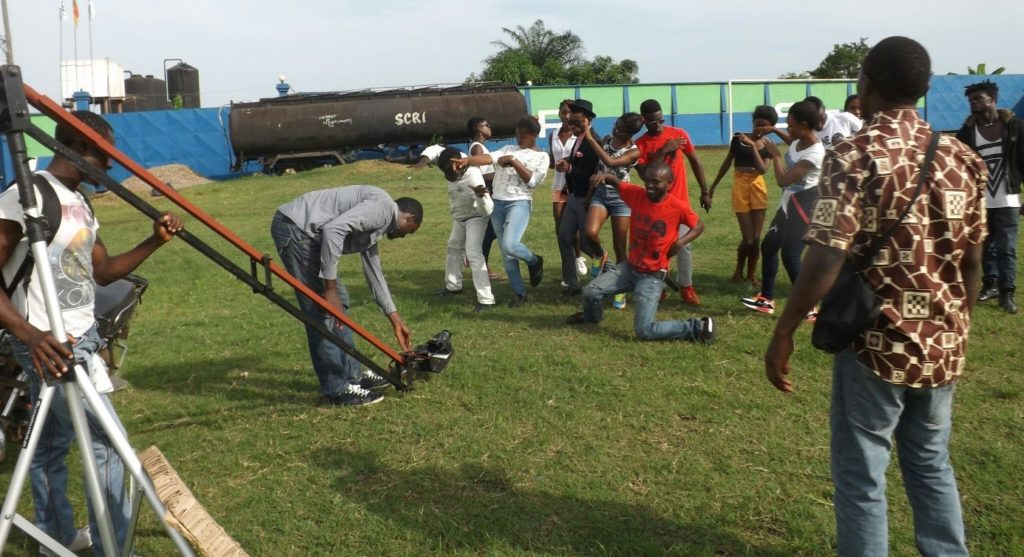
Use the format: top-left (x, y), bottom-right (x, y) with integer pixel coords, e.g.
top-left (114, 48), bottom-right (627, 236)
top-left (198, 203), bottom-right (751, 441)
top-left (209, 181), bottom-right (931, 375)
top-left (228, 83), bottom-right (528, 173)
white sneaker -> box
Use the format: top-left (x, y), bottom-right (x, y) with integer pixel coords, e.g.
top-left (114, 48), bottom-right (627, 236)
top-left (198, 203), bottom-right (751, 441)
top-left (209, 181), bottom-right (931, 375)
top-left (39, 526), bottom-right (92, 556)
top-left (575, 256), bottom-right (587, 276)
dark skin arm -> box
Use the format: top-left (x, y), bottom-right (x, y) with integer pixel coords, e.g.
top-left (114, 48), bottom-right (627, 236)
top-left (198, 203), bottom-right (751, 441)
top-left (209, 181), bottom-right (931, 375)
top-left (684, 150), bottom-right (711, 212)
top-left (764, 140), bottom-right (814, 187)
top-left (92, 213), bottom-right (183, 285)
top-left (666, 218), bottom-right (705, 258)
top-left (708, 151), bottom-right (734, 199)
top-left (322, 279), bottom-right (412, 352)
top-left (764, 243), bottom-right (846, 393)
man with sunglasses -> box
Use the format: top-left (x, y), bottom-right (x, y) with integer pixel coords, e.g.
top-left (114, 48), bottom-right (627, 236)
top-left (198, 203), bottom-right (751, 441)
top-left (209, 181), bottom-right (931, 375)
top-left (635, 99), bottom-right (709, 305)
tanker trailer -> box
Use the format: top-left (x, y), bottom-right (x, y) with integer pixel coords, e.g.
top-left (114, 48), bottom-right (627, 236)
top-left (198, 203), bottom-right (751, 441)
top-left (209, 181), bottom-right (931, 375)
top-left (229, 83), bottom-right (527, 173)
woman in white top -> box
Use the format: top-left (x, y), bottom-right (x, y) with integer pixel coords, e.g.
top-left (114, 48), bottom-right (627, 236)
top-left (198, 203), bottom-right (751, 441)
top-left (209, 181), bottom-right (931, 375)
top-left (741, 100), bottom-right (825, 315)
top-left (455, 117), bottom-right (550, 307)
top-left (467, 116), bottom-right (499, 279)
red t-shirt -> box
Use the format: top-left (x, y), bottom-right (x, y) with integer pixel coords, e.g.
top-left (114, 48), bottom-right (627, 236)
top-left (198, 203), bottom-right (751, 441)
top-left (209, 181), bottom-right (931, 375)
top-left (618, 182), bottom-right (699, 273)
top-left (635, 126), bottom-right (695, 206)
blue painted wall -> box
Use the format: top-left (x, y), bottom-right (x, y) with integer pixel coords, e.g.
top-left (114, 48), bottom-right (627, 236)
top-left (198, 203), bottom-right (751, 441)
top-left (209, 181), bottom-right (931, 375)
top-left (3, 75), bottom-right (1022, 187)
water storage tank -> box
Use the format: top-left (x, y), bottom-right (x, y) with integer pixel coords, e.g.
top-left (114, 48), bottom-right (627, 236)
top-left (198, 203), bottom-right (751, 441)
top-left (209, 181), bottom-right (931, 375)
top-left (229, 84), bottom-right (527, 170)
top-left (124, 73), bottom-right (170, 111)
top-left (167, 62), bottom-right (200, 108)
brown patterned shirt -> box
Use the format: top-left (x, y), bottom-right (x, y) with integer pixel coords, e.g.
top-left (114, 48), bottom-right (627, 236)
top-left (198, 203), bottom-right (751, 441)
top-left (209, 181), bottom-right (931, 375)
top-left (805, 109), bottom-right (988, 387)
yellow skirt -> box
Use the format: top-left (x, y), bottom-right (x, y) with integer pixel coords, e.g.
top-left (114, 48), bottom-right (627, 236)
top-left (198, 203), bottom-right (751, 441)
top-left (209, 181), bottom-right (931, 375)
top-left (732, 170), bottom-right (768, 213)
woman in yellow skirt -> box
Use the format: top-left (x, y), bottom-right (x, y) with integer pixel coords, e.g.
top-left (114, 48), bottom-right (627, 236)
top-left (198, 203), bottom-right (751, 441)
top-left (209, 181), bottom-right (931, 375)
top-left (708, 105), bottom-right (778, 285)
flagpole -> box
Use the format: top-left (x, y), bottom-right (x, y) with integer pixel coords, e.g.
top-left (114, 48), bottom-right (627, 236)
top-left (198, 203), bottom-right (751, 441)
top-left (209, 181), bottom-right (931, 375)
top-left (59, 1), bottom-right (64, 101)
top-left (88, 0), bottom-right (94, 98)
top-left (72, 0), bottom-right (79, 91)
top-left (1, 0), bottom-right (14, 64)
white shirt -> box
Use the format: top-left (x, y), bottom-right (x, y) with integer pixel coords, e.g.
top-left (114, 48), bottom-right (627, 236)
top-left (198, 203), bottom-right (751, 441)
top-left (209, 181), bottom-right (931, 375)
top-left (818, 112), bottom-right (863, 147)
top-left (0, 171), bottom-right (100, 337)
top-left (469, 141), bottom-right (495, 176)
top-left (488, 146), bottom-right (550, 201)
top-left (779, 140), bottom-right (825, 214)
top-left (448, 165), bottom-right (493, 221)
top-left (549, 130), bottom-right (576, 192)
top-left (976, 126), bottom-right (1021, 209)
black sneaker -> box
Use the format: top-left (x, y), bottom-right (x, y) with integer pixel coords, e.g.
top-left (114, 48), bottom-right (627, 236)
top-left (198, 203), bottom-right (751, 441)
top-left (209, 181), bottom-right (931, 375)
top-left (359, 369), bottom-right (391, 391)
top-left (696, 317), bottom-right (715, 344)
top-left (507, 294), bottom-right (527, 308)
top-left (473, 303), bottom-right (495, 313)
top-left (528, 255), bottom-right (544, 287)
top-left (559, 287), bottom-right (582, 300)
top-left (999, 293), bottom-right (1018, 314)
top-left (435, 287), bottom-right (463, 297)
top-left (565, 312), bottom-right (587, 325)
top-left (326, 384), bottom-right (384, 406)
top-left (978, 286), bottom-right (999, 302)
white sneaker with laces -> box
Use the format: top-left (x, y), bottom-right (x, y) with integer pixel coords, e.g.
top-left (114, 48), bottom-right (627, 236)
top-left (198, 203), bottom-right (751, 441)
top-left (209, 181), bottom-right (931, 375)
top-left (575, 257), bottom-right (587, 276)
top-left (39, 526), bottom-right (92, 557)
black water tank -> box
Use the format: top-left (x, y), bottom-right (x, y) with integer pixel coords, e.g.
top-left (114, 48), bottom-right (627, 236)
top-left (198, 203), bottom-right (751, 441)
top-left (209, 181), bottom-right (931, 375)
top-left (124, 73), bottom-right (170, 111)
top-left (167, 62), bottom-right (200, 108)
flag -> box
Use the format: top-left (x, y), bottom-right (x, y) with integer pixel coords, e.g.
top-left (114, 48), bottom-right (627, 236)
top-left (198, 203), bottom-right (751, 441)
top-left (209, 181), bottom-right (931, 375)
top-left (88, 0), bottom-right (95, 18)
top-left (59, 0), bottom-right (67, 20)
top-left (72, 0), bottom-right (79, 26)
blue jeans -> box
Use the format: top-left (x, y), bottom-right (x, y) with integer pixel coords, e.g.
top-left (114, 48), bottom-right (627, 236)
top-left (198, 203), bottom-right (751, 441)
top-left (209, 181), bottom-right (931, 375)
top-left (490, 199), bottom-right (539, 297)
top-left (581, 263), bottom-right (703, 340)
top-left (13, 325), bottom-right (130, 557)
top-left (760, 190), bottom-right (816, 299)
top-left (271, 212), bottom-right (360, 397)
top-left (982, 206), bottom-right (1019, 293)
top-left (590, 186), bottom-right (631, 218)
top-left (830, 349), bottom-right (968, 557)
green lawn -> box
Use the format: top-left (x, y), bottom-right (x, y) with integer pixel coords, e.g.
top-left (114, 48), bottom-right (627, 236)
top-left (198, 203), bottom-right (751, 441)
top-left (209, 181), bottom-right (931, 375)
top-left (2, 150), bottom-right (1022, 556)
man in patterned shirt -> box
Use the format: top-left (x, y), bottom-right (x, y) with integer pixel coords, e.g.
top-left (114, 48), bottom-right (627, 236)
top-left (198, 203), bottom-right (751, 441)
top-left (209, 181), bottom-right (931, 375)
top-left (764, 36), bottom-right (987, 556)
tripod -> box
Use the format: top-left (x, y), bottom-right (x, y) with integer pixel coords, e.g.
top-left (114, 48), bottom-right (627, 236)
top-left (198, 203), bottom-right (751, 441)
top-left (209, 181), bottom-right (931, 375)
top-left (0, 66), bottom-right (195, 556)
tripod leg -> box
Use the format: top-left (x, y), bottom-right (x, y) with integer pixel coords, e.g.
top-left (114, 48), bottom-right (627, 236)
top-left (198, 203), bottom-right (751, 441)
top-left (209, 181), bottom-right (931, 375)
top-left (64, 377), bottom-right (120, 557)
top-left (74, 369), bottom-right (197, 556)
top-left (0, 384), bottom-right (57, 548)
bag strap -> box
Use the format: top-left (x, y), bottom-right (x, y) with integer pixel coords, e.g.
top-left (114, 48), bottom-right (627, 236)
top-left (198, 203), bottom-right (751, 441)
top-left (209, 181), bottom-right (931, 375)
top-left (853, 130), bottom-right (941, 270)
top-left (0, 175), bottom-right (64, 298)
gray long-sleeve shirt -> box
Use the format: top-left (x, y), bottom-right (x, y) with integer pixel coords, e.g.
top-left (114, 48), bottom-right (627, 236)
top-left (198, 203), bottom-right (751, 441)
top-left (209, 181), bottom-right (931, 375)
top-left (277, 185), bottom-right (399, 315)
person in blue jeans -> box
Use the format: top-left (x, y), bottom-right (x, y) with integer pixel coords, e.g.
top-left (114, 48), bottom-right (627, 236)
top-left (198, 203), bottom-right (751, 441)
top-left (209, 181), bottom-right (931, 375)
top-left (765, 36), bottom-right (986, 556)
top-left (271, 185), bottom-right (422, 406)
top-left (565, 162), bottom-right (714, 343)
top-left (0, 111), bottom-right (183, 556)
top-left (454, 117), bottom-right (549, 307)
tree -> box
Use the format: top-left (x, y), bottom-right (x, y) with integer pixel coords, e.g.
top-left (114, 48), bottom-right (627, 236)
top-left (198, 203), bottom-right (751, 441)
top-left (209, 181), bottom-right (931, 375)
top-left (967, 63), bottom-right (1006, 75)
top-left (809, 38), bottom-right (870, 79)
top-left (491, 20), bottom-right (585, 69)
top-left (468, 20), bottom-right (639, 86)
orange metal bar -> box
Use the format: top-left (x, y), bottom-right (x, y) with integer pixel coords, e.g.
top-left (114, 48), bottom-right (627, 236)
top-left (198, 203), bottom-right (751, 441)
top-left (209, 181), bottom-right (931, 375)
top-left (23, 83), bottom-right (405, 365)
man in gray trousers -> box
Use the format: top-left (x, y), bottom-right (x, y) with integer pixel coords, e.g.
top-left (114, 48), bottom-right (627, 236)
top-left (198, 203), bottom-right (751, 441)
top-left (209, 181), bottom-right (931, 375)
top-left (271, 185), bottom-right (423, 406)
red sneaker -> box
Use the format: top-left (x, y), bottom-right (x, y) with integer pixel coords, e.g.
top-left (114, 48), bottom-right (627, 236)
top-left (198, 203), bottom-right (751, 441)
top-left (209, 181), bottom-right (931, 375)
top-left (680, 285), bottom-right (701, 306)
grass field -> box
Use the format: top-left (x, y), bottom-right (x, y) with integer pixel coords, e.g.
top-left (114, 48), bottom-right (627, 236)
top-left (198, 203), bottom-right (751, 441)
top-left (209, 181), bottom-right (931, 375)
top-left (2, 148), bottom-right (1022, 556)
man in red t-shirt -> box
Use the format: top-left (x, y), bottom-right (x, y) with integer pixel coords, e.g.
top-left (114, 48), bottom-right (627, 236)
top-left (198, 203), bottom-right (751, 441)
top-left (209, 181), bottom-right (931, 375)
top-left (566, 161), bottom-right (713, 343)
top-left (634, 99), bottom-right (709, 306)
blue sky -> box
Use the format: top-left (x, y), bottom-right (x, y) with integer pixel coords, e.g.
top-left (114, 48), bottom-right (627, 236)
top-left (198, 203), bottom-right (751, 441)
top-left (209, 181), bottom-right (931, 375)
top-left (5, 0), bottom-right (1022, 108)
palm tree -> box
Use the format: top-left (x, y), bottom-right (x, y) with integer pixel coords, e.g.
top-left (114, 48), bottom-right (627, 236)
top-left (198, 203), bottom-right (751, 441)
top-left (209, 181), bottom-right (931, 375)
top-left (491, 20), bottom-right (585, 69)
top-left (967, 63), bottom-right (1006, 75)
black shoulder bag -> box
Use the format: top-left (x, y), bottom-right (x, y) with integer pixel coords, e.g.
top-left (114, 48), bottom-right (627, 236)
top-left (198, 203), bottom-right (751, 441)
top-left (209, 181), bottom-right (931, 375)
top-left (811, 131), bottom-right (940, 354)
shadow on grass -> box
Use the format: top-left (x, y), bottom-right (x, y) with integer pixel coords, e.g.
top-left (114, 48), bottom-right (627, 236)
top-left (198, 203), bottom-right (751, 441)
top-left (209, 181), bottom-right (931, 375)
top-left (314, 447), bottom-right (790, 556)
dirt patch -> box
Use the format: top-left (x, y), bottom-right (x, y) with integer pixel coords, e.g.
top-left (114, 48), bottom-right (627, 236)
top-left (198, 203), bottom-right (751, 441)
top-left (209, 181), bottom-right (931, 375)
top-left (120, 164), bottom-right (212, 194)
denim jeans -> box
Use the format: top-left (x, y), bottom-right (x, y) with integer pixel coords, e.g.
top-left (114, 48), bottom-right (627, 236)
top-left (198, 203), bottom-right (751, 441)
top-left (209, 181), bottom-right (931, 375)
top-left (581, 263), bottom-right (703, 340)
top-left (982, 206), bottom-right (1019, 293)
top-left (12, 325), bottom-right (130, 557)
top-left (557, 195), bottom-right (596, 289)
top-left (271, 212), bottom-right (360, 397)
top-left (490, 199), bottom-right (539, 297)
top-left (445, 214), bottom-right (495, 305)
top-left (830, 349), bottom-right (968, 557)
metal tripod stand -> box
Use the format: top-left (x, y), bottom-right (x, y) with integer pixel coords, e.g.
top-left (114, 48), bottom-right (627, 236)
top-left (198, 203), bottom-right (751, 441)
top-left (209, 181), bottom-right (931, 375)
top-left (0, 65), bottom-right (195, 557)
